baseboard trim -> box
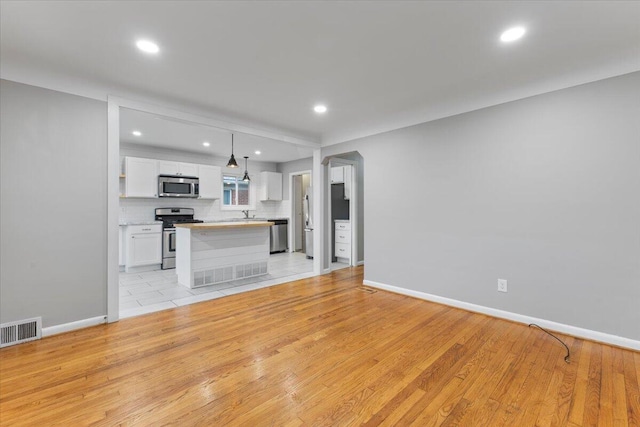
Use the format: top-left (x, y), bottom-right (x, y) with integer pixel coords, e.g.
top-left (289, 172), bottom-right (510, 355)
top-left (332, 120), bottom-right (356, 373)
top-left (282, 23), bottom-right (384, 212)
top-left (42, 316), bottom-right (107, 337)
top-left (363, 279), bottom-right (640, 351)
top-left (124, 264), bottom-right (161, 274)
top-left (356, 260), bottom-right (365, 266)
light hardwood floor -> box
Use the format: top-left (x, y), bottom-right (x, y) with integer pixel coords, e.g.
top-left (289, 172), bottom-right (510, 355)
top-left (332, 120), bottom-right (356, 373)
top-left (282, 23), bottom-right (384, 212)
top-left (1, 266), bottom-right (638, 426)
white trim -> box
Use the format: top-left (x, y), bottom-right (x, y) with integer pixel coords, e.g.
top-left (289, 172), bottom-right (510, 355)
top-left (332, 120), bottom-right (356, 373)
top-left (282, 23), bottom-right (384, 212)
top-left (356, 260), bottom-right (365, 266)
top-left (326, 158), bottom-right (358, 268)
top-left (312, 149), bottom-right (323, 275)
top-left (107, 98), bottom-right (120, 323)
top-left (42, 316), bottom-right (107, 337)
top-left (363, 279), bottom-right (640, 351)
top-left (107, 97), bottom-right (321, 323)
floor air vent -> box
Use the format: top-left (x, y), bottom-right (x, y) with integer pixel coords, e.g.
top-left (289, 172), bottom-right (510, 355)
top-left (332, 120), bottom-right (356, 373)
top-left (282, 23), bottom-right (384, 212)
top-left (193, 266), bottom-right (234, 287)
top-left (0, 317), bottom-right (42, 348)
top-left (236, 261), bottom-right (268, 279)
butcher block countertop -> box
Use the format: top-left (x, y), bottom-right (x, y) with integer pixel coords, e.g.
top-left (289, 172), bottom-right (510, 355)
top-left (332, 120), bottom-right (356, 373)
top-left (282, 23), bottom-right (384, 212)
top-left (174, 221), bottom-right (274, 230)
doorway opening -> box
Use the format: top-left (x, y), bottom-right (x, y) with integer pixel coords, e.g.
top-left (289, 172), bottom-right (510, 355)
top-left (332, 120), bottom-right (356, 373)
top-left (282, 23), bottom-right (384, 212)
top-left (289, 170), bottom-right (312, 258)
top-left (323, 152), bottom-right (364, 272)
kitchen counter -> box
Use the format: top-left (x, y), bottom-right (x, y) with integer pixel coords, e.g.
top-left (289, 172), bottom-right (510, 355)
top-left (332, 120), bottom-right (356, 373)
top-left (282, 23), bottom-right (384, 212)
top-left (176, 221), bottom-right (272, 288)
top-left (119, 220), bottom-right (163, 226)
top-left (200, 217), bottom-right (289, 223)
top-left (175, 221), bottom-right (273, 230)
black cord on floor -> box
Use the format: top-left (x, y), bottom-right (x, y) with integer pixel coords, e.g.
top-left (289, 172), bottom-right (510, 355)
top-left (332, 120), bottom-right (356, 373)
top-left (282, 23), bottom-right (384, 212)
top-left (528, 323), bottom-right (570, 363)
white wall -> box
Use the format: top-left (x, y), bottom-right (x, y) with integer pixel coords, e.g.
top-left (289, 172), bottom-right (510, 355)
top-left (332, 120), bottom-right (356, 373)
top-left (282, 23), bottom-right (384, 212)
top-left (120, 143), bottom-right (289, 222)
top-left (321, 71), bottom-right (640, 341)
top-left (1, 80), bottom-right (107, 328)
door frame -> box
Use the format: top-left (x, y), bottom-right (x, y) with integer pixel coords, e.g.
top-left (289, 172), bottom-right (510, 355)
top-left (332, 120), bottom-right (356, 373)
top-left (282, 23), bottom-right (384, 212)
top-left (288, 169), bottom-right (312, 254)
top-left (326, 157), bottom-right (358, 269)
top-left (107, 97), bottom-right (320, 322)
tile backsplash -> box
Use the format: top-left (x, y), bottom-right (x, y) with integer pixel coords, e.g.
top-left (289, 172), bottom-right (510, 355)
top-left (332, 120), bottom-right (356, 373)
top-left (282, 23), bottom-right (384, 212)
top-left (120, 197), bottom-right (290, 223)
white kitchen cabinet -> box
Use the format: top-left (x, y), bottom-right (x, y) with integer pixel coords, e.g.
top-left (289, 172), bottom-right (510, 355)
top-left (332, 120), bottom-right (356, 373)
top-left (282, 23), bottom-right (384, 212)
top-left (119, 225), bottom-right (125, 267)
top-left (259, 171), bottom-right (283, 201)
top-left (198, 165), bottom-right (221, 199)
top-left (158, 160), bottom-right (199, 177)
top-left (125, 224), bottom-right (162, 272)
top-left (331, 165), bottom-right (352, 200)
top-left (125, 156), bottom-right (158, 198)
top-left (331, 166), bottom-right (344, 184)
top-left (334, 220), bottom-right (351, 264)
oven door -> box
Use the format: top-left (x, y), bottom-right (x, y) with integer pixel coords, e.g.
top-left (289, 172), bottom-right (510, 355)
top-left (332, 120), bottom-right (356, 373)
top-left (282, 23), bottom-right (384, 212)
top-left (162, 228), bottom-right (177, 269)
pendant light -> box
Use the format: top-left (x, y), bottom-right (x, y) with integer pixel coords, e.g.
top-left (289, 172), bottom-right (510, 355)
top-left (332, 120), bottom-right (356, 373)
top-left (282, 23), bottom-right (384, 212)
top-left (226, 134), bottom-right (239, 168)
top-left (241, 156), bottom-right (251, 182)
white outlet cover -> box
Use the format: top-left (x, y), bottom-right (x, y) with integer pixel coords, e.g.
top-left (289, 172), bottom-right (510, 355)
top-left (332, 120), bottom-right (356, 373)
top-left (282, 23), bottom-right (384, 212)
top-left (498, 279), bottom-right (508, 293)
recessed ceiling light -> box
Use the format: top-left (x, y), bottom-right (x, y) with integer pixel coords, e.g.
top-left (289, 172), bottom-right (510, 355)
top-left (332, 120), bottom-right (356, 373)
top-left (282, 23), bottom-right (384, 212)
top-left (132, 130), bottom-right (142, 137)
top-left (500, 27), bottom-right (526, 43)
top-left (136, 39), bottom-right (160, 54)
top-left (255, 151), bottom-right (261, 155)
top-left (202, 142), bottom-right (210, 147)
top-left (314, 105), bottom-right (327, 114)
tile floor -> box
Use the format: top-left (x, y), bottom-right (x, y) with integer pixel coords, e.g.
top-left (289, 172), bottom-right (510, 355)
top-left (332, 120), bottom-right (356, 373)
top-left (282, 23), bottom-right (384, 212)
top-left (119, 252), bottom-right (315, 319)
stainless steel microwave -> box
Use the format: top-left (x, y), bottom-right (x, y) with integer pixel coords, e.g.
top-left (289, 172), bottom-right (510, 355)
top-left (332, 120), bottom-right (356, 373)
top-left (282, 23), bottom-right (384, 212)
top-left (158, 175), bottom-right (199, 198)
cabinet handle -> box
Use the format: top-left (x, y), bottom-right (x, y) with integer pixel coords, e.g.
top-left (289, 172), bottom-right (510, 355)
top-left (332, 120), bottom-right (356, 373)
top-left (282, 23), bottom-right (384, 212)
top-left (142, 228), bottom-right (151, 231)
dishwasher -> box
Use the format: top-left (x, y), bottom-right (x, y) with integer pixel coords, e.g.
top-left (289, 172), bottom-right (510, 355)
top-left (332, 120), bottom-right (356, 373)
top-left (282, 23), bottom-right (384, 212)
top-left (269, 219), bottom-right (288, 253)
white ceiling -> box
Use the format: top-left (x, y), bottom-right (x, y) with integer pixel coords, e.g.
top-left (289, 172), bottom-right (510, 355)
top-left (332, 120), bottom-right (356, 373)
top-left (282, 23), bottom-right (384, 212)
top-left (120, 108), bottom-right (314, 162)
top-left (2, 1), bottom-right (639, 146)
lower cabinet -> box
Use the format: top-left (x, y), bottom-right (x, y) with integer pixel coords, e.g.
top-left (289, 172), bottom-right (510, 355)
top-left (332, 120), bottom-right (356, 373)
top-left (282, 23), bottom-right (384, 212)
top-left (125, 224), bottom-right (162, 272)
top-left (119, 225), bottom-right (125, 267)
top-left (334, 220), bottom-right (351, 264)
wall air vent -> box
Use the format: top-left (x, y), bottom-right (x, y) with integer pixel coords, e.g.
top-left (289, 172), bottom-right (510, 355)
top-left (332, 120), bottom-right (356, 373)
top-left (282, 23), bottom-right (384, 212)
top-left (0, 317), bottom-right (42, 348)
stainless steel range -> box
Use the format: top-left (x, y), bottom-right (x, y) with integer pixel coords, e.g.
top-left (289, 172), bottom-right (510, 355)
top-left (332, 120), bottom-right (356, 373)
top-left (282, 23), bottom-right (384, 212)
top-left (155, 208), bottom-right (203, 270)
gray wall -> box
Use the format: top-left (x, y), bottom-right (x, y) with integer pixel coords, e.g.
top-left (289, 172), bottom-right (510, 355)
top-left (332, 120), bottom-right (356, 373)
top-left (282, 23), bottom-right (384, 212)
top-left (321, 72), bottom-right (640, 341)
top-left (1, 80), bottom-right (108, 328)
top-left (276, 157), bottom-right (313, 200)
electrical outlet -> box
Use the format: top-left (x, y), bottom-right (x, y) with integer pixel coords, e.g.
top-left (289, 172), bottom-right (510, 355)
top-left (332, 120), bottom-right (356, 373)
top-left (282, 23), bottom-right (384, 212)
top-left (120, 206), bottom-right (126, 214)
top-left (497, 279), bottom-right (508, 293)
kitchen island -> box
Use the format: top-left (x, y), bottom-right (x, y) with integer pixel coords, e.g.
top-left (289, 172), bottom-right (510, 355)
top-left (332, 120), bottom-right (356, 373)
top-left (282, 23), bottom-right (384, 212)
top-left (174, 221), bottom-right (274, 288)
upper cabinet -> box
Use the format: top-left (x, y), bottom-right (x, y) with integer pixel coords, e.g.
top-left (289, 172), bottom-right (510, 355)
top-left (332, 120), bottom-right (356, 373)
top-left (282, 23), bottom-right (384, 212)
top-left (158, 160), bottom-right (198, 177)
top-left (259, 171), bottom-right (283, 201)
top-left (331, 166), bottom-right (344, 184)
top-left (198, 165), bottom-right (221, 199)
top-left (331, 165), bottom-right (352, 200)
top-left (125, 156), bottom-right (158, 198)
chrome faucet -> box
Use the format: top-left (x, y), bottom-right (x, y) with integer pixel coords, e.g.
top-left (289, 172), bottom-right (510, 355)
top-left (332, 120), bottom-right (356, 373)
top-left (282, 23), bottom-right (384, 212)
top-left (242, 210), bottom-right (250, 219)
